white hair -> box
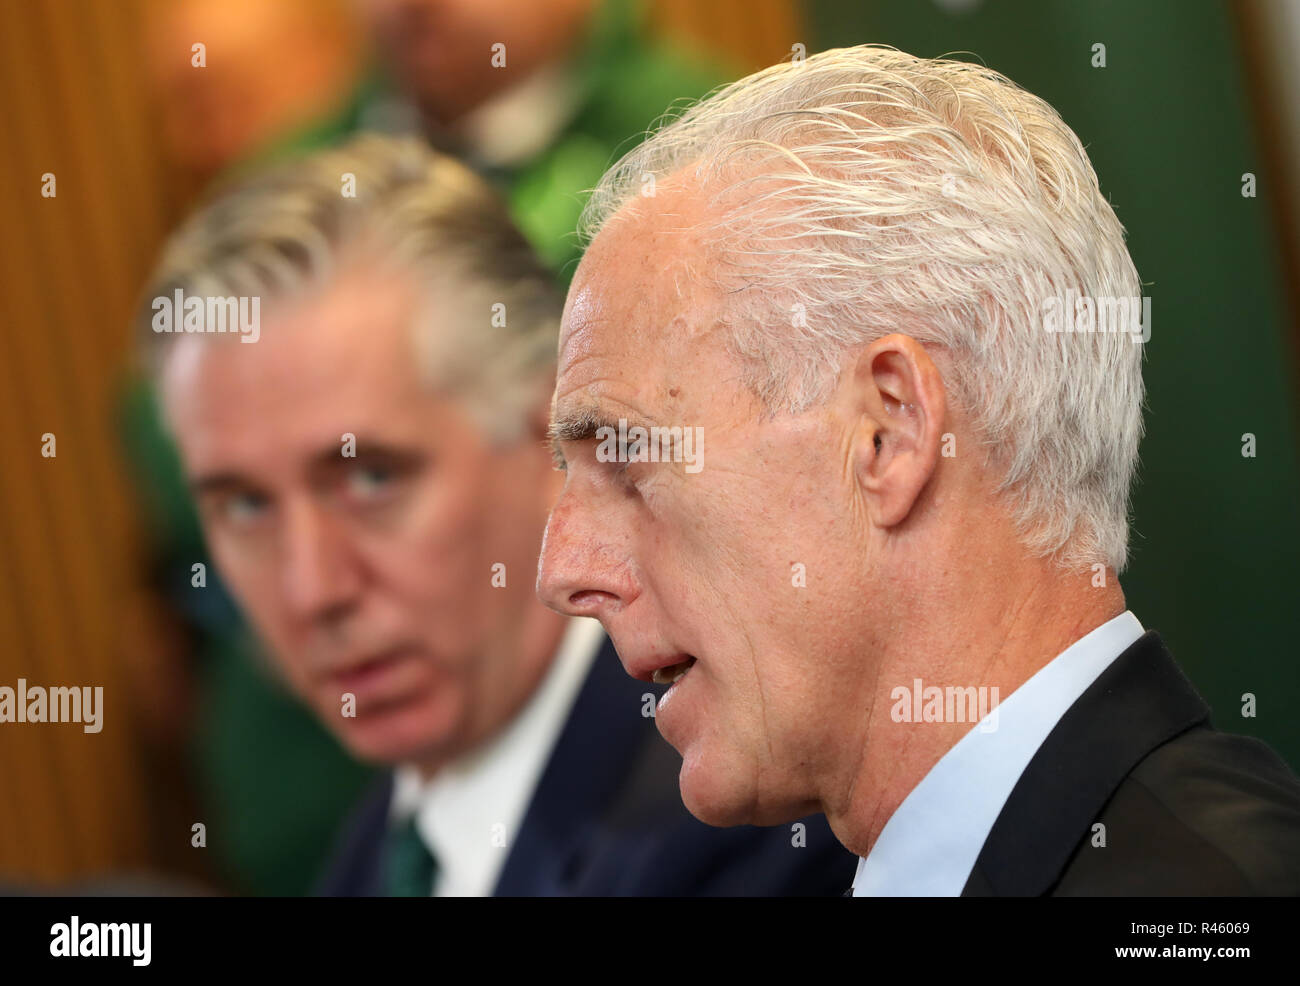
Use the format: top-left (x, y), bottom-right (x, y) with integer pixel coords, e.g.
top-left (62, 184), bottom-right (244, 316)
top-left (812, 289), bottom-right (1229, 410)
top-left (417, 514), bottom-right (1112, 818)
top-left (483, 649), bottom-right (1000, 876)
top-left (583, 44), bottom-right (1145, 572)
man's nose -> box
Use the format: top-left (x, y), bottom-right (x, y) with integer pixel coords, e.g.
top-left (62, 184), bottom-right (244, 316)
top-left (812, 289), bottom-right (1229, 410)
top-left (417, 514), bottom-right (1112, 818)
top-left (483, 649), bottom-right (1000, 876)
top-left (280, 499), bottom-right (363, 624)
top-left (536, 487), bottom-right (637, 621)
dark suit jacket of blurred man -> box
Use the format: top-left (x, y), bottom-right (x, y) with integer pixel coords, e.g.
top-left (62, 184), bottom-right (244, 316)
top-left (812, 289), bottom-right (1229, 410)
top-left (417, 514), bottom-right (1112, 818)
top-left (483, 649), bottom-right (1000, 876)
top-left (318, 629), bottom-right (857, 895)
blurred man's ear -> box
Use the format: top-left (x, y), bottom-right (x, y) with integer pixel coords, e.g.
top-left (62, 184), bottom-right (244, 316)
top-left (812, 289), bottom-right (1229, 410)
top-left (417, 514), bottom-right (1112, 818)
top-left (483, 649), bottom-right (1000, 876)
top-left (849, 334), bottom-right (947, 528)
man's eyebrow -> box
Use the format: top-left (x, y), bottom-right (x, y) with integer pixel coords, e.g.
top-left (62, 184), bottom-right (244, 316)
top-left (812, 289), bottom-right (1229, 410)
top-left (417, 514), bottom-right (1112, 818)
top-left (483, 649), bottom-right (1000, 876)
top-left (188, 440), bottom-right (424, 496)
top-left (548, 406), bottom-right (650, 463)
top-left (548, 407), bottom-right (609, 446)
top-left (307, 440), bottom-right (422, 472)
top-left (189, 472), bottom-right (252, 497)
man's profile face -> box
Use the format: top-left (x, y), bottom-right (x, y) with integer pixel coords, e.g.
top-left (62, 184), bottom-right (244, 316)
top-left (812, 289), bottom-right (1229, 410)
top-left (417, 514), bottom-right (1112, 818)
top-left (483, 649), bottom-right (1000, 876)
top-left (162, 267), bottom-right (558, 769)
top-left (539, 195), bottom-right (880, 826)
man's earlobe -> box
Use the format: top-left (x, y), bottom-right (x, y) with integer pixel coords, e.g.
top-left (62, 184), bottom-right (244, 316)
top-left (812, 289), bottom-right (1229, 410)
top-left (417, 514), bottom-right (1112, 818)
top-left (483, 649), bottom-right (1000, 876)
top-left (853, 335), bottom-right (947, 529)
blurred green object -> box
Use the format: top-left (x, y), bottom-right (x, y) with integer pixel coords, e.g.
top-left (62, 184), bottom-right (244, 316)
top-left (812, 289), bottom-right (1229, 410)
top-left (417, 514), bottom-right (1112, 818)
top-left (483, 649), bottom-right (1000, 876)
top-left (505, 0), bottom-right (731, 281)
top-left (809, 0), bottom-right (1300, 768)
top-left (123, 0), bottom-right (729, 896)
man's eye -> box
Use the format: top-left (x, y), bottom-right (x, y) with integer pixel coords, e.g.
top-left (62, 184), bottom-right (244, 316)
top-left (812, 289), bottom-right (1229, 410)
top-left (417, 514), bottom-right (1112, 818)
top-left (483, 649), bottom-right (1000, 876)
top-left (344, 463), bottom-right (395, 500)
top-left (222, 491), bottom-right (269, 525)
top-left (616, 440), bottom-right (648, 475)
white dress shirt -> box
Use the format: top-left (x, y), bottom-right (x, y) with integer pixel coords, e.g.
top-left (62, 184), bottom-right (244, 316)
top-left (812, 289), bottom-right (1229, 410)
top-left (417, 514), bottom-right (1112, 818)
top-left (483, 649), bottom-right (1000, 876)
top-left (389, 616), bottom-right (605, 896)
top-left (852, 610), bottom-right (1146, 896)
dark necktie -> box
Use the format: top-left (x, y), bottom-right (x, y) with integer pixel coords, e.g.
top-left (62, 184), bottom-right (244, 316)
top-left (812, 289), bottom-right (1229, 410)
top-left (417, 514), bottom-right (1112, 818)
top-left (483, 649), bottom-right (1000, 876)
top-left (384, 815), bottom-right (437, 897)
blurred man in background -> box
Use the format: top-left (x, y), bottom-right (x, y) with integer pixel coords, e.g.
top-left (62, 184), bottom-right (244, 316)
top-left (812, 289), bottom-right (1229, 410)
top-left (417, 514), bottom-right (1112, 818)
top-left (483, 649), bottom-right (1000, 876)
top-left (128, 0), bottom-right (727, 893)
top-left (136, 134), bottom-right (855, 895)
top-left (359, 0), bottom-right (596, 139)
top-left (353, 0), bottom-right (729, 277)
top-left (144, 0), bottom-right (370, 187)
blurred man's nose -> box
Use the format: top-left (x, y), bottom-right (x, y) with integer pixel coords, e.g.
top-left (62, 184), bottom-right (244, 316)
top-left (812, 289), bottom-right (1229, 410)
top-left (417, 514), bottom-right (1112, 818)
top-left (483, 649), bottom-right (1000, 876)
top-left (536, 488), bottom-right (636, 622)
top-left (280, 499), bottom-right (363, 624)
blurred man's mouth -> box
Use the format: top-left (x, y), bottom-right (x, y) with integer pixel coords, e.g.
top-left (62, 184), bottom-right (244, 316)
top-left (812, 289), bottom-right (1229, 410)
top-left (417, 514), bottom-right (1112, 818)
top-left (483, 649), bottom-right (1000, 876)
top-left (326, 645), bottom-right (421, 703)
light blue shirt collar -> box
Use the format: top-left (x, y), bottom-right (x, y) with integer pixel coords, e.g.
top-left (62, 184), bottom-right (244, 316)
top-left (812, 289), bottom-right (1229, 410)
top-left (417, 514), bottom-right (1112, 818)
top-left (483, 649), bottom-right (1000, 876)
top-left (852, 610), bottom-right (1145, 896)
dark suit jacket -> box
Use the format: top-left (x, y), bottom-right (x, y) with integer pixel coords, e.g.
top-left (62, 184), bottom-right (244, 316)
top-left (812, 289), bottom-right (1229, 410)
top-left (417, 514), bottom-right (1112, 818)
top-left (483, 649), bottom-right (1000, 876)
top-left (962, 631), bottom-right (1300, 895)
top-left (317, 634), bottom-right (857, 896)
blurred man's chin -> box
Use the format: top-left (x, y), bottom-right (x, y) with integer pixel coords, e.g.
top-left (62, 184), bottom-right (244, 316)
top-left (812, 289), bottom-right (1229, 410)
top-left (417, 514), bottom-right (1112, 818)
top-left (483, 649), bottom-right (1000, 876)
top-left (331, 703), bottom-right (453, 768)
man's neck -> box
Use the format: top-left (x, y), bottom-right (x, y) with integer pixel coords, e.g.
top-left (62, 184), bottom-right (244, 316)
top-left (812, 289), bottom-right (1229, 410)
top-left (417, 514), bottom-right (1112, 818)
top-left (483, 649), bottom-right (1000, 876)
top-left (828, 559), bottom-right (1126, 858)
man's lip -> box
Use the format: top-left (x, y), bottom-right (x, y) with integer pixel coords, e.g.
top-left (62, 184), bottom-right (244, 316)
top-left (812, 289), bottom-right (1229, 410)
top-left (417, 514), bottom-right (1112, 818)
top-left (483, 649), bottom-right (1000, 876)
top-left (326, 646), bottom-right (415, 684)
top-left (624, 653), bottom-right (698, 684)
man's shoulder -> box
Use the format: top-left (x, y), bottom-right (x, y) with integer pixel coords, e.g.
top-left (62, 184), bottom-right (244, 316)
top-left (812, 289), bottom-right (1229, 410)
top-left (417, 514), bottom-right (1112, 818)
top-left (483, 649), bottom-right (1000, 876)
top-left (1054, 725), bottom-right (1300, 895)
top-left (966, 630), bottom-right (1300, 896)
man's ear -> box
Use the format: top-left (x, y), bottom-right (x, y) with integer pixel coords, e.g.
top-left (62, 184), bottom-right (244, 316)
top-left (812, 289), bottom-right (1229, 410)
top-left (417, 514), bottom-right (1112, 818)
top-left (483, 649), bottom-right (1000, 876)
top-left (849, 334), bottom-right (947, 528)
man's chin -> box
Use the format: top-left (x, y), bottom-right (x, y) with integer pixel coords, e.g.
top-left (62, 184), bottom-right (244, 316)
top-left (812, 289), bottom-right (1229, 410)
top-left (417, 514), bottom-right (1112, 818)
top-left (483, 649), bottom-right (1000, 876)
top-left (679, 749), bottom-right (809, 829)
top-left (678, 753), bottom-right (762, 828)
top-left (329, 698), bottom-right (455, 768)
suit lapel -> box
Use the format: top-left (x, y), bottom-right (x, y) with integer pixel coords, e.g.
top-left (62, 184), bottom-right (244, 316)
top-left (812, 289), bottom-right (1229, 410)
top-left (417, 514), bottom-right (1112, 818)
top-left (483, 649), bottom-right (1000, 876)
top-left (962, 631), bottom-right (1210, 896)
top-left (315, 772), bottom-right (393, 896)
top-left (493, 633), bottom-right (655, 894)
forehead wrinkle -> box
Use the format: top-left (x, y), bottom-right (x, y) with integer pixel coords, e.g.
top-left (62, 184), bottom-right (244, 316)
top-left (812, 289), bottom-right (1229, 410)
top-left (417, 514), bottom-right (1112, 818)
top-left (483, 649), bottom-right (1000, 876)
top-left (559, 192), bottom-right (737, 431)
top-left (558, 297), bottom-right (606, 366)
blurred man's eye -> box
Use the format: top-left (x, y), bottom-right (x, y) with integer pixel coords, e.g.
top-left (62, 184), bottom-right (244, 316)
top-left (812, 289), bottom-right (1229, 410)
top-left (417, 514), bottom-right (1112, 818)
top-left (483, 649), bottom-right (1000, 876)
top-left (346, 463), bottom-right (393, 498)
top-left (220, 490), bottom-right (269, 527)
top-left (339, 458), bottom-right (417, 508)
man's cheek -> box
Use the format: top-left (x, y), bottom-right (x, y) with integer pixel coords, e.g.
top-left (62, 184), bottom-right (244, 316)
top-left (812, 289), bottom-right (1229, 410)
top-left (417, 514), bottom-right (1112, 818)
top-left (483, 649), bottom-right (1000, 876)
top-left (209, 548), bottom-right (271, 620)
top-left (266, 638), bottom-right (315, 700)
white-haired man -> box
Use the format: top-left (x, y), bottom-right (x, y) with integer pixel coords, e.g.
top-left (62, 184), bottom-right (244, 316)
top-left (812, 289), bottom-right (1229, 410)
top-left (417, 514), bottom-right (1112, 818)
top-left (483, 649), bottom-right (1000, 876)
top-left (538, 45), bottom-right (1300, 895)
